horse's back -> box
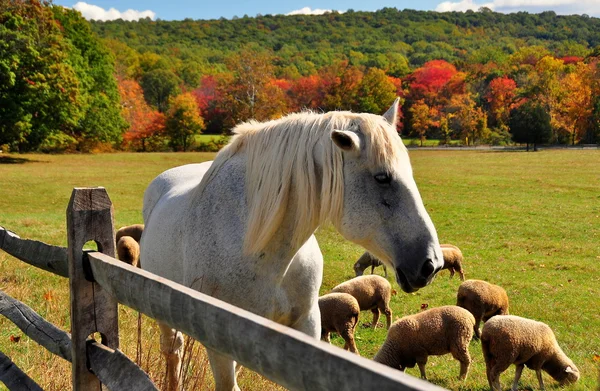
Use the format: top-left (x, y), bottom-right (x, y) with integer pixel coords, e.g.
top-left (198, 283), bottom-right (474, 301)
top-left (143, 162), bottom-right (212, 221)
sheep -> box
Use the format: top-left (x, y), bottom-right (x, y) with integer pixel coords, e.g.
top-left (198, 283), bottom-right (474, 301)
top-left (318, 293), bottom-right (360, 355)
top-left (456, 279), bottom-right (509, 339)
top-left (330, 275), bottom-right (393, 329)
top-left (374, 305), bottom-right (475, 380)
top-left (117, 236), bottom-right (140, 267)
top-left (115, 223), bottom-right (144, 243)
top-left (482, 315), bottom-right (580, 391)
top-left (440, 244), bottom-right (465, 281)
top-left (353, 251), bottom-right (388, 277)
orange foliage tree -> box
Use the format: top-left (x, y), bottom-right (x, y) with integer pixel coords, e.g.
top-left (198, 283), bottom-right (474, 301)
top-left (119, 79), bottom-right (165, 151)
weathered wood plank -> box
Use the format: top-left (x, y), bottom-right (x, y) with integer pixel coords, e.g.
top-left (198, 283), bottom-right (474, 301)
top-left (67, 188), bottom-right (119, 391)
top-left (0, 289), bottom-right (157, 390)
top-left (0, 289), bottom-right (72, 362)
top-left (87, 341), bottom-right (158, 391)
top-left (0, 350), bottom-right (43, 391)
top-left (88, 252), bottom-right (445, 391)
top-left (0, 226), bottom-right (68, 278)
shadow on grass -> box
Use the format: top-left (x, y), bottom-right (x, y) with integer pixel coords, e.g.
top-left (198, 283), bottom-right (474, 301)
top-left (0, 155), bottom-right (39, 164)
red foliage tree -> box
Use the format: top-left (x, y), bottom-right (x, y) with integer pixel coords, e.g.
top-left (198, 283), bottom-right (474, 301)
top-left (408, 60), bottom-right (459, 101)
top-left (486, 76), bottom-right (518, 128)
top-left (289, 74), bottom-right (325, 111)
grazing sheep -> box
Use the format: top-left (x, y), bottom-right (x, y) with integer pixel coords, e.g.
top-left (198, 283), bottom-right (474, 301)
top-left (117, 236), bottom-right (140, 267)
top-left (440, 244), bottom-right (465, 281)
top-left (353, 252), bottom-right (388, 277)
top-left (374, 305), bottom-right (475, 380)
top-left (115, 224), bottom-right (144, 243)
top-left (331, 275), bottom-right (393, 329)
top-left (457, 279), bottom-right (509, 339)
top-left (482, 315), bottom-right (580, 391)
top-left (318, 293), bottom-right (360, 354)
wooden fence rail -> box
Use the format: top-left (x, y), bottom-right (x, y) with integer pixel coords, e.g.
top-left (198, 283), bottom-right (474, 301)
top-left (0, 187), bottom-right (445, 391)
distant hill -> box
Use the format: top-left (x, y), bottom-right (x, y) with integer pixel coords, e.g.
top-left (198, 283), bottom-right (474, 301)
top-left (90, 8), bottom-right (600, 74)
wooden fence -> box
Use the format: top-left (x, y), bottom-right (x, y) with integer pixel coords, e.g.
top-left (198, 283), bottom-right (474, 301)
top-left (0, 187), bottom-right (444, 391)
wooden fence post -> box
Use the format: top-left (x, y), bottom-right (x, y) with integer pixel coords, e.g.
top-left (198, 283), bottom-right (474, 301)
top-left (67, 188), bottom-right (119, 391)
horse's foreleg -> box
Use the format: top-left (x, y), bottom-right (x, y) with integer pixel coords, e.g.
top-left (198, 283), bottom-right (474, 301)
top-left (293, 303), bottom-right (321, 339)
top-left (207, 348), bottom-right (240, 391)
top-left (158, 322), bottom-right (184, 391)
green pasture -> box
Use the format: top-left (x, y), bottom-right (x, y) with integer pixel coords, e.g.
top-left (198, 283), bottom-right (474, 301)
top-left (0, 150), bottom-right (599, 390)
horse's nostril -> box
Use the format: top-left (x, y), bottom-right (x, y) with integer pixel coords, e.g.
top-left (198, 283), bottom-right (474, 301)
top-left (421, 259), bottom-right (435, 278)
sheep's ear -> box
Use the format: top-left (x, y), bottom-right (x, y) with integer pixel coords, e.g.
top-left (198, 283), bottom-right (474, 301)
top-left (331, 130), bottom-right (360, 153)
top-left (383, 97), bottom-right (400, 127)
top-left (565, 366), bottom-right (575, 373)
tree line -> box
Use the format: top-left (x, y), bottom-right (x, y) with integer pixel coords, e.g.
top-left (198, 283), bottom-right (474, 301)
top-left (1, 1), bottom-right (599, 153)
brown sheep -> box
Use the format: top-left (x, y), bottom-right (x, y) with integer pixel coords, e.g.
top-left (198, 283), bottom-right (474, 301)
top-left (482, 315), bottom-right (580, 391)
top-left (117, 236), bottom-right (140, 267)
top-left (318, 293), bottom-right (360, 355)
top-left (115, 223), bottom-right (144, 243)
top-left (440, 244), bottom-right (465, 281)
top-left (456, 279), bottom-right (509, 339)
top-left (374, 305), bottom-right (475, 380)
top-left (331, 275), bottom-right (394, 329)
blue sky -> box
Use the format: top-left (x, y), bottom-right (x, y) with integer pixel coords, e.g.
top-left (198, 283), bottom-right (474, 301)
top-left (53, 0), bottom-right (600, 21)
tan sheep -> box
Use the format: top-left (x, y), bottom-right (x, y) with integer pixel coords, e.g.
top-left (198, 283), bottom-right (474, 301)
top-left (117, 236), bottom-right (140, 267)
top-left (440, 244), bottom-right (465, 281)
top-left (115, 223), bottom-right (144, 243)
top-left (318, 293), bottom-right (360, 355)
top-left (374, 305), bottom-right (475, 380)
top-left (456, 279), bottom-right (509, 339)
top-left (482, 315), bottom-right (580, 391)
top-left (330, 275), bottom-right (393, 329)
top-left (353, 251), bottom-right (388, 277)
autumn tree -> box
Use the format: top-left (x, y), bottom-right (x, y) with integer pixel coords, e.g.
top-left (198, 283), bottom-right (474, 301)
top-left (288, 75), bottom-right (324, 111)
top-left (509, 101), bottom-right (552, 151)
top-left (408, 100), bottom-right (434, 146)
top-left (220, 44), bottom-right (280, 125)
top-left (119, 79), bottom-right (165, 151)
top-left (165, 93), bottom-right (205, 151)
top-left (486, 76), bottom-right (517, 129)
top-left (319, 61), bottom-right (363, 111)
top-left (555, 64), bottom-right (593, 145)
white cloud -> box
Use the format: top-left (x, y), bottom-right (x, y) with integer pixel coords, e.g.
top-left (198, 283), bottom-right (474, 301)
top-left (286, 7), bottom-right (338, 15)
top-left (435, 0), bottom-right (600, 15)
top-left (436, 0), bottom-right (494, 12)
top-left (72, 2), bottom-right (156, 21)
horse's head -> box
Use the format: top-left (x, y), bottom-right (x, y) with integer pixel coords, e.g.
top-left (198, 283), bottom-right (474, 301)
top-left (330, 99), bottom-right (443, 293)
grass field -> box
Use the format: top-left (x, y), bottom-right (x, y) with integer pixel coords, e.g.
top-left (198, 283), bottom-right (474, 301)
top-left (1, 150), bottom-right (599, 390)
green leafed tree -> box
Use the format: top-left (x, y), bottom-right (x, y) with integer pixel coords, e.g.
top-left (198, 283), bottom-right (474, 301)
top-left (165, 93), bottom-right (205, 151)
top-left (355, 68), bottom-right (397, 114)
top-left (141, 69), bottom-right (182, 113)
top-left (509, 101), bottom-right (552, 151)
top-left (0, 0), bottom-right (82, 151)
top-left (52, 6), bottom-right (127, 149)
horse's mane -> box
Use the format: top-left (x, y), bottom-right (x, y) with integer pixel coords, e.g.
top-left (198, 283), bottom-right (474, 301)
top-left (197, 110), bottom-right (405, 255)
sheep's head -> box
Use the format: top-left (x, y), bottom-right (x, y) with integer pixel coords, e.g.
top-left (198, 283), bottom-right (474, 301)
top-left (560, 365), bottom-right (580, 385)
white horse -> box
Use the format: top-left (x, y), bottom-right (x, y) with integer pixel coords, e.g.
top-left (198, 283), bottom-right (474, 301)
top-left (140, 99), bottom-right (444, 391)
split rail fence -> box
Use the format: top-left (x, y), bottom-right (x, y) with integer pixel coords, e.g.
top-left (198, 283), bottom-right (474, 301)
top-left (0, 187), bottom-right (443, 391)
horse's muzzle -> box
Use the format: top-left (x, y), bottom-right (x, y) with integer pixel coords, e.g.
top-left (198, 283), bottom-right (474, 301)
top-left (395, 259), bottom-right (440, 293)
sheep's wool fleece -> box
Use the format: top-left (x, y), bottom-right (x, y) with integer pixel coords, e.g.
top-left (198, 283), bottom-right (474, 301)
top-left (483, 315), bottom-right (564, 359)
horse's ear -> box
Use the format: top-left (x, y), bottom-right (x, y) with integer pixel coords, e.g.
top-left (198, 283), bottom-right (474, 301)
top-left (383, 97), bottom-right (401, 127)
top-left (331, 130), bottom-right (360, 153)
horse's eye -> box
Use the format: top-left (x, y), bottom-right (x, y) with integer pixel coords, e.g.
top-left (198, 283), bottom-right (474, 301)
top-left (374, 173), bottom-right (391, 184)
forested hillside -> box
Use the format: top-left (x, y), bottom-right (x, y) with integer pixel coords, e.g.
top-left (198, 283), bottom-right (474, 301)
top-left (1, 1), bottom-right (599, 152)
top-left (91, 8), bottom-right (600, 74)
